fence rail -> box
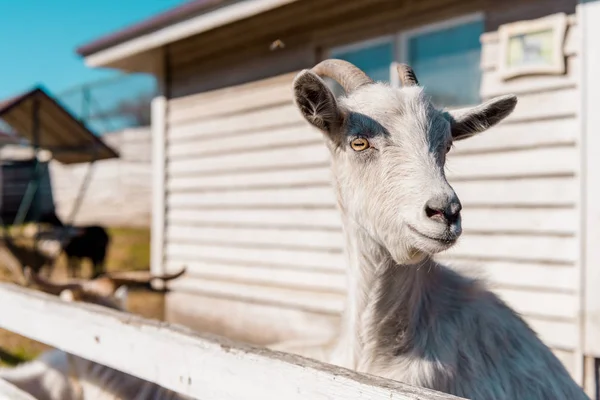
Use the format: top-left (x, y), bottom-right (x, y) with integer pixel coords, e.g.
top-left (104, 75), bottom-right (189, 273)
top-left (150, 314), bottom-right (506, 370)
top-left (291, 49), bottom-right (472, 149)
top-left (0, 282), bottom-right (464, 400)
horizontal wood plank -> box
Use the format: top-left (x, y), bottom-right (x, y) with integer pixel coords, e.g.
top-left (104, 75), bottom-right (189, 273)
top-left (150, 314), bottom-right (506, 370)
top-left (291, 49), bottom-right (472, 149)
top-left (167, 143), bottom-right (330, 175)
top-left (167, 166), bottom-right (333, 192)
top-left (165, 242), bottom-right (344, 272)
top-left (167, 276), bottom-right (344, 314)
top-left (494, 288), bottom-right (579, 319)
top-left (461, 207), bottom-right (577, 235)
top-left (490, 87), bottom-right (577, 119)
top-left (452, 177), bottom-right (576, 207)
top-left (447, 146), bottom-right (577, 179)
top-left (451, 118), bottom-right (577, 154)
top-left (165, 224), bottom-right (344, 250)
top-left (164, 290), bottom-right (339, 346)
top-left (442, 259), bottom-right (577, 292)
top-left (167, 208), bottom-right (342, 229)
top-left (167, 124), bottom-right (320, 159)
top-left (169, 74), bottom-right (296, 123)
top-left (527, 317), bottom-right (578, 350)
top-left (165, 260), bottom-right (346, 293)
top-left (167, 186), bottom-right (336, 208)
top-left (444, 234), bottom-right (577, 264)
top-left (167, 103), bottom-right (304, 141)
top-left (0, 283), bottom-right (462, 400)
top-left (168, 71), bottom-right (297, 112)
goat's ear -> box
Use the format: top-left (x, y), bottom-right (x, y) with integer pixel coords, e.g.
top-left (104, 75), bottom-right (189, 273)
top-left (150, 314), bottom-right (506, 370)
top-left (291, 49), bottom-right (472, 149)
top-left (445, 94), bottom-right (517, 141)
top-left (293, 70), bottom-right (345, 144)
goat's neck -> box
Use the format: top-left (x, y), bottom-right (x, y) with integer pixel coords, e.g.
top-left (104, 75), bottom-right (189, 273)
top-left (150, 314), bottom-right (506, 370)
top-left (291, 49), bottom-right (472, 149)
top-left (332, 212), bottom-right (462, 372)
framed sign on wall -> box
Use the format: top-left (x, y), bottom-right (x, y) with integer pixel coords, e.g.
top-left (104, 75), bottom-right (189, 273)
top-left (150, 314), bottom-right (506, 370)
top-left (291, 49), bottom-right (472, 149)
top-left (497, 12), bottom-right (568, 80)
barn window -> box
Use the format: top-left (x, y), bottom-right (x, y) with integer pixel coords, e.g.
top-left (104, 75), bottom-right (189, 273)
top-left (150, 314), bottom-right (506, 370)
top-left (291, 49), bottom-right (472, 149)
top-left (399, 13), bottom-right (485, 108)
top-left (326, 12), bottom-right (484, 108)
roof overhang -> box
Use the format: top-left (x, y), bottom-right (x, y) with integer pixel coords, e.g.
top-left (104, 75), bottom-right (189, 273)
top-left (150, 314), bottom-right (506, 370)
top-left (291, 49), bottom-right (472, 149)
top-left (0, 87), bottom-right (119, 164)
top-left (78, 0), bottom-right (298, 73)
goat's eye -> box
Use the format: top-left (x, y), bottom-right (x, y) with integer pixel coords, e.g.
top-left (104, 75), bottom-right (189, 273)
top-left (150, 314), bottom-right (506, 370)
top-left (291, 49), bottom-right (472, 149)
top-left (350, 137), bottom-right (370, 151)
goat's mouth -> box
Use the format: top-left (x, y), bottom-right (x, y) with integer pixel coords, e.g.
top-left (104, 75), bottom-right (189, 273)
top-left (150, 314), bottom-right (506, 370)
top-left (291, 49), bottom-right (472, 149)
top-left (407, 224), bottom-right (458, 249)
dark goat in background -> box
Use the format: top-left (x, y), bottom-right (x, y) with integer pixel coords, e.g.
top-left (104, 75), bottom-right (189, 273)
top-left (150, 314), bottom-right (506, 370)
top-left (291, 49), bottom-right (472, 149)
top-left (38, 212), bottom-right (110, 278)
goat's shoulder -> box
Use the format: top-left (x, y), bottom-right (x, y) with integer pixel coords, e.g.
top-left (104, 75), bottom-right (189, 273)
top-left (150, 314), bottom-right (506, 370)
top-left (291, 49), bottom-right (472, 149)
top-left (434, 264), bottom-right (588, 399)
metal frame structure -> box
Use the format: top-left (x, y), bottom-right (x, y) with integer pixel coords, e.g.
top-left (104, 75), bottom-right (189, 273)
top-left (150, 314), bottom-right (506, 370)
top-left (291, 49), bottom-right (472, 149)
top-left (0, 85), bottom-right (119, 276)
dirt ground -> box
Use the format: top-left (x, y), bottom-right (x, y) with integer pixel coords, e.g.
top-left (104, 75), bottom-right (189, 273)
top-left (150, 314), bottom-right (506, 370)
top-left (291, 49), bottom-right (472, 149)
top-left (0, 226), bottom-right (165, 366)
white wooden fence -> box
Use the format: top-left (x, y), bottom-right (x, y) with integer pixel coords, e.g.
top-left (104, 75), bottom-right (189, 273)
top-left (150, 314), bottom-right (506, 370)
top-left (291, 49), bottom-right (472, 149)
top-left (0, 282), bottom-right (465, 400)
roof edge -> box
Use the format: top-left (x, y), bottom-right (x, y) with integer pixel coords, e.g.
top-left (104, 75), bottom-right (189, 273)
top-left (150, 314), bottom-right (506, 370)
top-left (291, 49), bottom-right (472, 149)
top-left (76, 0), bottom-right (225, 57)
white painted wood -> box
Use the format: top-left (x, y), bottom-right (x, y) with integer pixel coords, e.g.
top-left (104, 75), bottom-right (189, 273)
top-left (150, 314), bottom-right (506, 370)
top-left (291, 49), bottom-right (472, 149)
top-left (444, 234), bottom-right (577, 264)
top-left (165, 242), bottom-right (344, 272)
top-left (165, 290), bottom-right (339, 345)
top-left (446, 146), bottom-right (577, 179)
top-left (451, 118), bottom-right (576, 154)
top-left (168, 143), bottom-right (329, 175)
top-left (581, 0), bottom-right (600, 358)
top-left (167, 103), bottom-right (304, 141)
top-left (151, 95), bottom-right (167, 281)
top-left (169, 73), bottom-right (297, 122)
top-left (167, 125), bottom-right (320, 158)
top-left (528, 317), bottom-right (578, 350)
top-left (460, 207), bottom-right (577, 235)
top-left (85, 0), bottom-right (300, 68)
top-left (489, 87), bottom-right (578, 118)
top-left (167, 208), bottom-right (342, 229)
top-left (0, 283), bottom-right (464, 400)
top-left (493, 288), bottom-right (578, 319)
top-left (167, 186), bottom-right (336, 208)
top-left (443, 258), bottom-right (577, 292)
top-left (553, 349), bottom-right (577, 379)
top-left (452, 177), bottom-right (576, 207)
top-left (168, 276), bottom-right (345, 314)
top-left (165, 225), bottom-right (344, 250)
top-left (165, 260), bottom-right (346, 293)
top-left (168, 166), bottom-right (333, 192)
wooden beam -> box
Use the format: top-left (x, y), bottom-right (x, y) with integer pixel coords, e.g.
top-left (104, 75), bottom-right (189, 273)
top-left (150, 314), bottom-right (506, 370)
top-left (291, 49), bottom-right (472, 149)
top-left (0, 283), bottom-right (464, 400)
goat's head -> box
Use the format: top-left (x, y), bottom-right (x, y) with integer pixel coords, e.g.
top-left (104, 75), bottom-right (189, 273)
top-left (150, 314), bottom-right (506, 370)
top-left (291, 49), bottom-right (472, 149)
top-left (293, 59), bottom-right (517, 263)
top-left (24, 266), bottom-right (186, 311)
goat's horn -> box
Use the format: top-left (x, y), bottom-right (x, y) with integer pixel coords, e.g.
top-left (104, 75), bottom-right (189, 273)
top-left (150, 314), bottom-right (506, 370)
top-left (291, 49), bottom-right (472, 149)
top-left (396, 63), bottom-right (419, 87)
top-left (28, 270), bottom-right (83, 296)
top-left (312, 59), bottom-right (373, 94)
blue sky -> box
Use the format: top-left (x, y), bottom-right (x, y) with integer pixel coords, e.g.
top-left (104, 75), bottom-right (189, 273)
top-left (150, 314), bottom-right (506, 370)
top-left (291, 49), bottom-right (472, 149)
top-left (0, 0), bottom-right (187, 100)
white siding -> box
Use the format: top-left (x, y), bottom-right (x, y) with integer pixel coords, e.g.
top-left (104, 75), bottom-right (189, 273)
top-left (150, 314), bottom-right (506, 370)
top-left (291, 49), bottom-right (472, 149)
top-left (439, 16), bottom-right (581, 375)
top-left (164, 72), bottom-right (345, 344)
top-left (162, 15), bottom-right (581, 375)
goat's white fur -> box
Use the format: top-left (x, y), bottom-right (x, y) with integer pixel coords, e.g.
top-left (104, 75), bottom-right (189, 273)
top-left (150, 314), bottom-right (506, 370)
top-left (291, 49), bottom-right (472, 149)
top-left (271, 60), bottom-right (590, 399)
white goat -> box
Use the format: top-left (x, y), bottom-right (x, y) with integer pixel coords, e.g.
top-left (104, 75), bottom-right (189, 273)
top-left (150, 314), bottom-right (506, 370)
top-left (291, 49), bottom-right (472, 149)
top-left (272, 59), bottom-right (589, 400)
top-left (0, 268), bottom-right (191, 400)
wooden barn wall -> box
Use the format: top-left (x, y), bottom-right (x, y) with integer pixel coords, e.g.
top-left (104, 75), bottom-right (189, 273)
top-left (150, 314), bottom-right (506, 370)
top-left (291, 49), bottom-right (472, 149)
top-left (439, 15), bottom-right (581, 376)
top-left (160, 0), bottom-right (582, 376)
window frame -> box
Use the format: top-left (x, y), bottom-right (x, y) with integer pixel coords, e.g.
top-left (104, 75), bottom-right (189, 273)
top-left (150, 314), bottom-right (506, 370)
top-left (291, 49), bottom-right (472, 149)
top-left (326, 12), bottom-right (485, 107)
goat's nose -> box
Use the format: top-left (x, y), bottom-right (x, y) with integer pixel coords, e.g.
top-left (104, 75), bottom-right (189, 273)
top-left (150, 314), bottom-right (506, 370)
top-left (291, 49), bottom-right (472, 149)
top-left (424, 198), bottom-right (462, 225)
